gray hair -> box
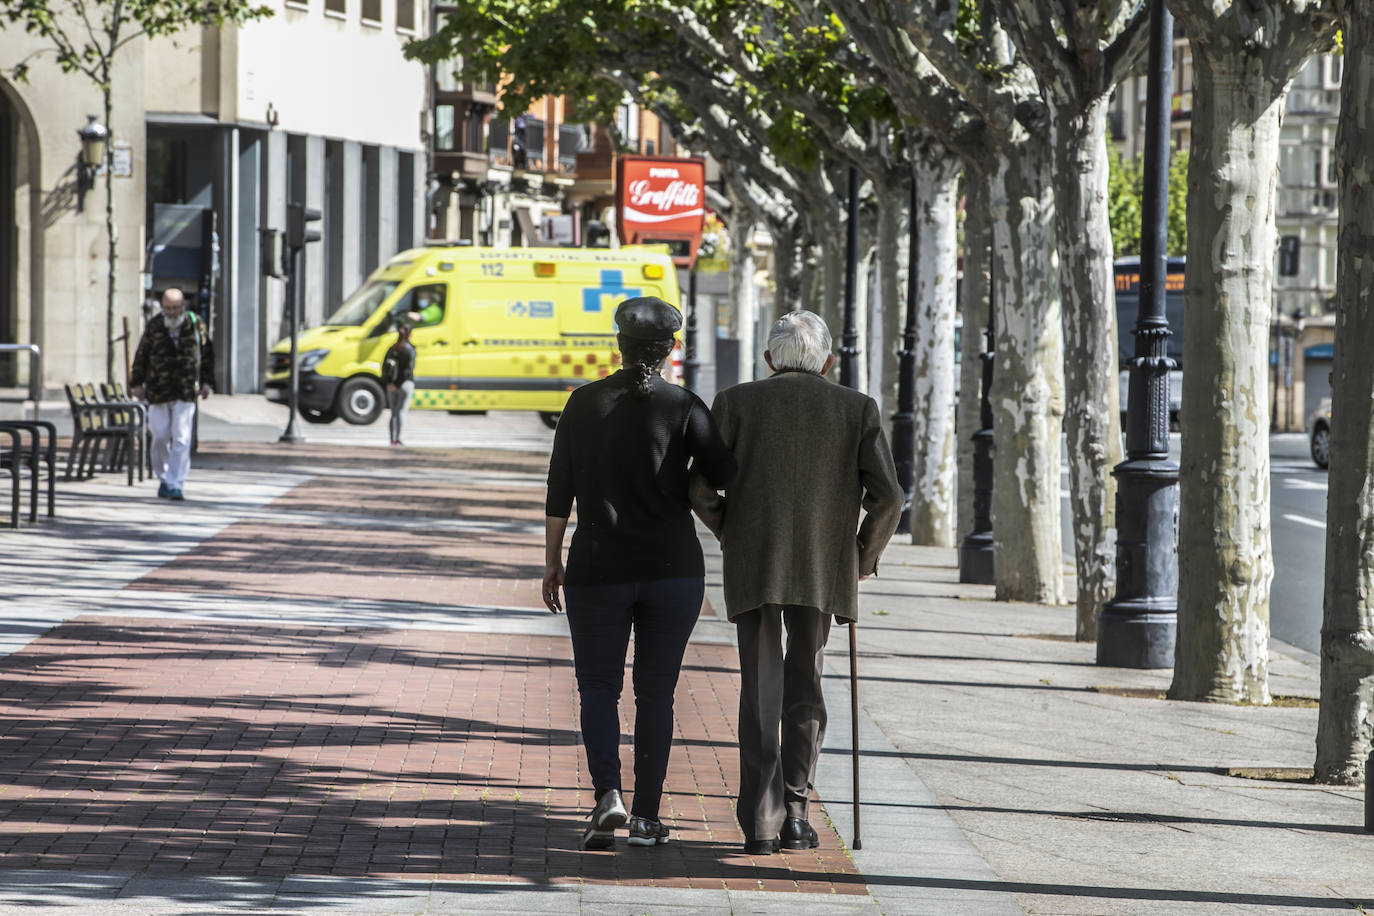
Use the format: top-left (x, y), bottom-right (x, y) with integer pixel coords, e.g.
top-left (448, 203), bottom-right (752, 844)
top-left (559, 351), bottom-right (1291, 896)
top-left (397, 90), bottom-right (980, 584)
top-left (767, 310), bottom-right (832, 373)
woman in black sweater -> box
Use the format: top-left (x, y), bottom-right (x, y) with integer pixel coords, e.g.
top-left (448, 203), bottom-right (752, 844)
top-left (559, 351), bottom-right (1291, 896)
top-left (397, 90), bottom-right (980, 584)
top-left (382, 323), bottom-right (416, 446)
top-left (543, 296), bottom-right (735, 851)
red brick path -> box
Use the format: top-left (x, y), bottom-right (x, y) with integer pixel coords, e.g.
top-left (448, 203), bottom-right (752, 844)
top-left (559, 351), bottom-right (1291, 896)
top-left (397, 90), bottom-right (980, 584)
top-left (0, 446), bottom-right (857, 890)
top-left (0, 622), bottom-right (853, 890)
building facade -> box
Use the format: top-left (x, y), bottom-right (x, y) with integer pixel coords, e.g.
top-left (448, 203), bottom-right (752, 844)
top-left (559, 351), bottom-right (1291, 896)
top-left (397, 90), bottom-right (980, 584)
top-left (146, 0), bottom-right (428, 394)
top-left (0, 25), bottom-right (146, 395)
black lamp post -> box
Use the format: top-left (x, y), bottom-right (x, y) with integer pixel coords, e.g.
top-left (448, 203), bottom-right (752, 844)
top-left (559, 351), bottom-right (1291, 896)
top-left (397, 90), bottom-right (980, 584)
top-left (75, 115), bottom-right (108, 213)
top-left (892, 174), bottom-right (919, 534)
top-left (839, 166), bottom-right (861, 389)
top-left (684, 263), bottom-right (700, 391)
top-left (1097, 0), bottom-right (1179, 668)
top-left (958, 246), bottom-right (995, 585)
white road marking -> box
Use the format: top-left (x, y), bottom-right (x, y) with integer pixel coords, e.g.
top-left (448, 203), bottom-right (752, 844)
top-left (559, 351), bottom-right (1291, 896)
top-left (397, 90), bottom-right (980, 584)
top-left (1283, 513), bottom-right (1326, 530)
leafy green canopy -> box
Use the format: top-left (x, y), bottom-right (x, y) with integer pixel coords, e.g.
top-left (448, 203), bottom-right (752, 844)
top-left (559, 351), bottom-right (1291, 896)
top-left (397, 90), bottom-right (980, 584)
top-left (404, 0), bottom-right (896, 173)
top-left (5, 0), bottom-right (271, 85)
top-left (1107, 145), bottom-right (1188, 258)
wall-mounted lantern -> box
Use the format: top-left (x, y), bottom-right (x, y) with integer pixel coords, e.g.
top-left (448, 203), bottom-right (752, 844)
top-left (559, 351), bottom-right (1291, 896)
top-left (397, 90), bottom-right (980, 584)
top-left (76, 115), bottom-right (108, 213)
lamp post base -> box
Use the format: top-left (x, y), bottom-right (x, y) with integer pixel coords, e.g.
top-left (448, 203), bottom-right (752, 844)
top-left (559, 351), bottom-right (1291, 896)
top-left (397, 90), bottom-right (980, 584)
top-left (958, 532), bottom-right (995, 585)
top-left (1096, 606), bottom-right (1176, 669)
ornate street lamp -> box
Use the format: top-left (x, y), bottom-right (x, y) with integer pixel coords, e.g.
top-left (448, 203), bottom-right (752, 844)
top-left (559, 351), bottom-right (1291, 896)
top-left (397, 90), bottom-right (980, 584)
top-left (1098, 0), bottom-right (1179, 668)
top-left (891, 175), bottom-right (919, 534)
top-left (839, 166), bottom-right (861, 389)
top-left (76, 115), bottom-right (108, 213)
top-left (958, 248), bottom-right (995, 585)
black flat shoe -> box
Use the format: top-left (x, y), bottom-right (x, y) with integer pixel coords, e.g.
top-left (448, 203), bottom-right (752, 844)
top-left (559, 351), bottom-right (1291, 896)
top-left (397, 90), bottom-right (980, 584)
top-left (743, 837), bottom-right (780, 855)
top-left (780, 817), bottom-right (819, 850)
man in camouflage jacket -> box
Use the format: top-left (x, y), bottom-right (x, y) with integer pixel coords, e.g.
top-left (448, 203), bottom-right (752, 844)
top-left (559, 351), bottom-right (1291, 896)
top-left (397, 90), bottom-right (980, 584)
top-left (130, 287), bottom-right (214, 500)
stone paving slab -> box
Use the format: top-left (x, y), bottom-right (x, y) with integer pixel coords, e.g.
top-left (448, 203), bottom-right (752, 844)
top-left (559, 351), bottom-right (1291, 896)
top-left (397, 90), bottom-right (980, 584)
top-left (0, 618), bottom-right (862, 896)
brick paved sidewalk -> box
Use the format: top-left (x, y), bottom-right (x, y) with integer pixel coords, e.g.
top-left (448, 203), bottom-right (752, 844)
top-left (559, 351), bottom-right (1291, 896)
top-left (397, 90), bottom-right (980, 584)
top-left (0, 445), bottom-right (856, 902)
top-left (0, 618), bottom-right (860, 895)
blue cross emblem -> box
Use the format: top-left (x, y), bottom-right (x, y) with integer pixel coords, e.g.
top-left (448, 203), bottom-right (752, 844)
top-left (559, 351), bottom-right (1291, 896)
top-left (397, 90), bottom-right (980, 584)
top-left (582, 270), bottom-right (641, 313)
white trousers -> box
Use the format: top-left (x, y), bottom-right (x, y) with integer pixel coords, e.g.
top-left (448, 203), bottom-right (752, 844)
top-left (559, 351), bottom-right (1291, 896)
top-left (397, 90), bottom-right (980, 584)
top-left (148, 400), bottom-right (196, 489)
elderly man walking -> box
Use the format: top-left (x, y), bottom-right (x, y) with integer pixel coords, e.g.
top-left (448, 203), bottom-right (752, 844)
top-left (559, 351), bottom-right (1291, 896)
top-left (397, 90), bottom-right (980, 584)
top-left (691, 310), bottom-right (903, 856)
top-left (130, 288), bottom-right (214, 501)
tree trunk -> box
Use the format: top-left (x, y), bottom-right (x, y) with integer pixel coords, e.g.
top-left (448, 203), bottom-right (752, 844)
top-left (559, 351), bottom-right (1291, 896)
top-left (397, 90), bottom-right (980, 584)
top-left (1169, 52), bottom-right (1284, 704)
top-left (854, 223), bottom-right (875, 394)
top-left (1315, 1), bottom-right (1374, 785)
top-left (772, 224), bottom-right (801, 315)
top-left (909, 151), bottom-right (960, 546)
top-left (957, 173), bottom-right (992, 547)
top-left (870, 186), bottom-right (904, 416)
top-left (988, 145), bottom-right (1065, 605)
top-left (727, 196), bottom-right (758, 384)
top-left (103, 85), bottom-right (118, 385)
top-left (1052, 97), bottom-right (1124, 641)
top-left (817, 230), bottom-right (846, 332)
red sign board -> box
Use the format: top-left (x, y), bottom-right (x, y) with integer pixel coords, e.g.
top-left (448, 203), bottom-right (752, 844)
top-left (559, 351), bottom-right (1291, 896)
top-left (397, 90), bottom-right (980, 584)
top-left (616, 155), bottom-right (706, 268)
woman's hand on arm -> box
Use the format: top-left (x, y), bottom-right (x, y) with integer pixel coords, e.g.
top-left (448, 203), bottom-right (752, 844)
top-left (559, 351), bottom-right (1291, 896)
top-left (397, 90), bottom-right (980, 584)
top-left (543, 516), bottom-right (569, 613)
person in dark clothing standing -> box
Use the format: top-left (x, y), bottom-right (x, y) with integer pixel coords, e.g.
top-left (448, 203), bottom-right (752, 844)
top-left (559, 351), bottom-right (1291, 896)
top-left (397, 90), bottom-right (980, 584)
top-left (543, 296), bottom-right (735, 851)
top-left (381, 323), bottom-right (416, 446)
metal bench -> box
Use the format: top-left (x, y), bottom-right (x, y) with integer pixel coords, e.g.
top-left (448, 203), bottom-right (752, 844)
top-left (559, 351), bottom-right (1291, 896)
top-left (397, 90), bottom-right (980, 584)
top-left (63, 383), bottom-right (137, 485)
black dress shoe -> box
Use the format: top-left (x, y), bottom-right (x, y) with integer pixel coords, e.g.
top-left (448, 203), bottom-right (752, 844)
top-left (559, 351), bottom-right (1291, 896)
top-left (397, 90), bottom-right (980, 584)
top-left (743, 837), bottom-right (780, 855)
top-left (780, 817), bottom-right (819, 850)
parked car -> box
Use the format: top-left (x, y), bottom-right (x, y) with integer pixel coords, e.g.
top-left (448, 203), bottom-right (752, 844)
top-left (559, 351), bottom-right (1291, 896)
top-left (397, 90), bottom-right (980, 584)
top-left (1308, 397), bottom-right (1331, 469)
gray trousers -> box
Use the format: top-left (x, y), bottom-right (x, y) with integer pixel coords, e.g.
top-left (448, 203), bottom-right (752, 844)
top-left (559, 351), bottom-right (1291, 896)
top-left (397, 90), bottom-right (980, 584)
top-left (734, 604), bottom-right (832, 841)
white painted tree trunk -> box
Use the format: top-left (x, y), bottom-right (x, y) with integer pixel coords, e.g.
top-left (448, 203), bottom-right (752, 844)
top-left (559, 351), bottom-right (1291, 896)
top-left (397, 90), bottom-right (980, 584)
top-left (772, 226), bottom-right (801, 315)
top-left (957, 175), bottom-right (992, 546)
top-left (1169, 52), bottom-right (1284, 705)
top-left (1052, 98), bottom-right (1124, 641)
top-left (854, 238), bottom-right (873, 391)
top-left (867, 195), bottom-right (900, 410)
top-left (727, 201), bottom-right (758, 385)
top-left (817, 234), bottom-right (846, 332)
top-left (909, 153), bottom-right (960, 547)
top-left (1315, 0), bottom-right (1374, 785)
top-left (988, 147), bottom-right (1066, 605)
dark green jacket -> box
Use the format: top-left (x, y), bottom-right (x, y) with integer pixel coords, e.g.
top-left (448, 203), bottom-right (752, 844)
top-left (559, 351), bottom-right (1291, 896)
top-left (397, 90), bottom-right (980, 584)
top-left (130, 313), bottom-right (215, 403)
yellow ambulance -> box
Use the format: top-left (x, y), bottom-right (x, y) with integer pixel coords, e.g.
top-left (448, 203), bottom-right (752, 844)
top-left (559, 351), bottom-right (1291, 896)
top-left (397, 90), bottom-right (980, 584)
top-left (264, 245), bottom-right (683, 427)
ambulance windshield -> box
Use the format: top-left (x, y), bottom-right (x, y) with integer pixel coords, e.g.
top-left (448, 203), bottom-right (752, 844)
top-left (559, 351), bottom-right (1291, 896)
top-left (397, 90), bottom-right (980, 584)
top-left (324, 281), bottom-right (400, 326)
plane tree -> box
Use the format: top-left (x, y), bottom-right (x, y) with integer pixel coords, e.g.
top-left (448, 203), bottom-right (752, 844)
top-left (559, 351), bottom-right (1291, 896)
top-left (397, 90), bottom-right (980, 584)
top-left (825, 0), bottom-right (1068, 603)
top-left (1166, 0), bottom-right (1338, 704)
top-left (1315, 0), bottom-right (1373, 785)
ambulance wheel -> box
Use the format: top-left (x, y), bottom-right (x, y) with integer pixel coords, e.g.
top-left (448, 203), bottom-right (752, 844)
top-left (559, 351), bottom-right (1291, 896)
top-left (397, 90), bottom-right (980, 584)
top-left (337, 377), bottom-right (385, 425)
top-left (301, 406), bottom-right (337, 424)
top-left (539, 412), bottom-right (561, 430)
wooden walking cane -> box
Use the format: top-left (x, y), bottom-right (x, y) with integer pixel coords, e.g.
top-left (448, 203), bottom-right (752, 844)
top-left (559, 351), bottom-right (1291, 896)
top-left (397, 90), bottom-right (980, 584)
top-left (849, 620), bottom-right (861, 850)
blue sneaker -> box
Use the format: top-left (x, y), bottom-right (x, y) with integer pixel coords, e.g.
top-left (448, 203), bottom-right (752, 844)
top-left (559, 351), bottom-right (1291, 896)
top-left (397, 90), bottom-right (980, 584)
top-left (157, 482), bottom-right (170, 498)
top-left (168, 488), bottom-right (185, 501)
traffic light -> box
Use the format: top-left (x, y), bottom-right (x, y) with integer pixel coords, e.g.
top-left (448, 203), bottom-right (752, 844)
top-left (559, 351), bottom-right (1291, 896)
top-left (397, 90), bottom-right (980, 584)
top-left (287, 201), bottom-right (322, 250)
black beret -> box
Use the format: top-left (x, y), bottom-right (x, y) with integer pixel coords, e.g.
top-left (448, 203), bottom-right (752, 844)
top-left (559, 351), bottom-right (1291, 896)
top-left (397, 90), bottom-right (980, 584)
top-left (614, 296), bottom-right (682, 340)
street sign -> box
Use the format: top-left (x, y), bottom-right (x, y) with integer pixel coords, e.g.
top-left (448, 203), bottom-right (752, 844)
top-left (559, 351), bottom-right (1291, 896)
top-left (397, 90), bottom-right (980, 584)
top-left (615, 155), bottom-right (706, 268)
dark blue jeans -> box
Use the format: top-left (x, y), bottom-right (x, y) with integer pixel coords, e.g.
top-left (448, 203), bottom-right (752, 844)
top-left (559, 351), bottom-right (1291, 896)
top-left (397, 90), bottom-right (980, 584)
top-left (563, 577), bottom-right (703, 820)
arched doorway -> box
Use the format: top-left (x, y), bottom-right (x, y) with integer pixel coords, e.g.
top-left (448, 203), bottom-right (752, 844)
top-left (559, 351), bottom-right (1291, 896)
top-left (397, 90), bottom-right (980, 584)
top-left (0, 81), bottom-right (41, 389)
